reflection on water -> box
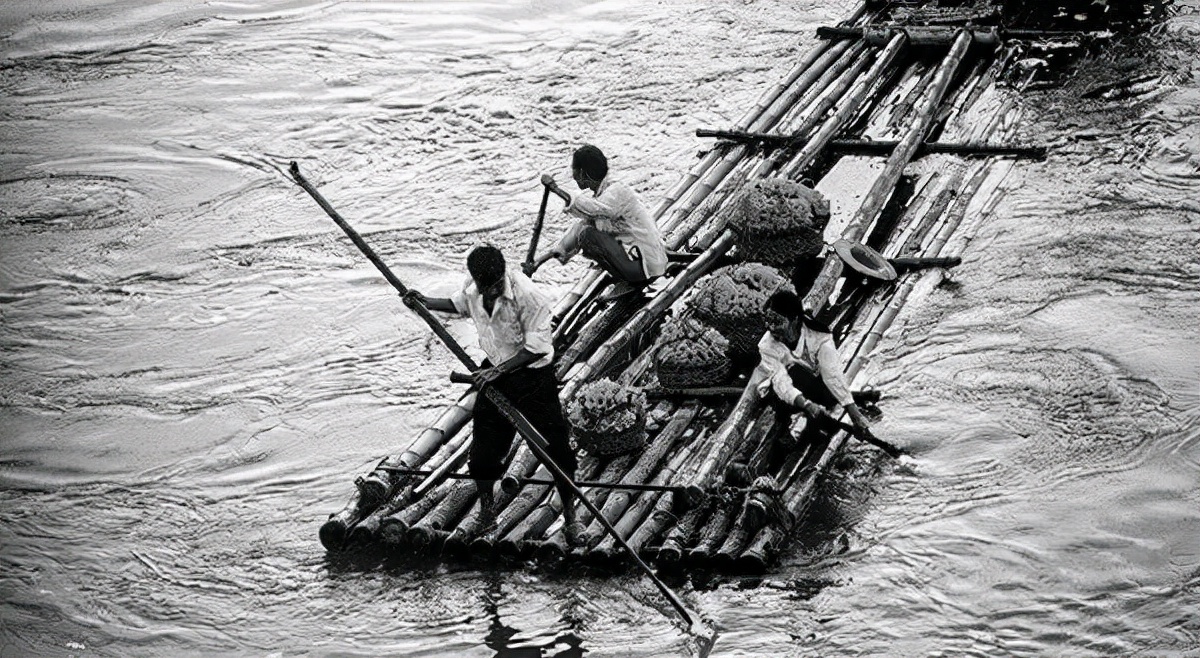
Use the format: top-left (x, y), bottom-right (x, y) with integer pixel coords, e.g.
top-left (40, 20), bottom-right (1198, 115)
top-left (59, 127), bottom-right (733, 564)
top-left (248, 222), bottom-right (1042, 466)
top-left (2, 1), bottom-right (1199, 656)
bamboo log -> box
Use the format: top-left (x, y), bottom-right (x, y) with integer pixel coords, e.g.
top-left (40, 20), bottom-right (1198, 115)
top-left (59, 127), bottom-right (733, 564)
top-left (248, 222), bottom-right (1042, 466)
top-left (777, 31), bottom-right (908, 180)
top-left (493, 455), bottom-right (607, 558)
top-left (803, 30), bottom-right (972, 310)
top-left (530, 451), bottom-right (639, 561)
top-left (683, 386), bottom-right (762, 505)
top-left (660, 40), bottom-right (861, 242)
top-left (697, 131), bottom-right (1044, 159)
top-left (579, 404), bottom-right (700, 550)
top-left (656, 501), bottom-right (711, 566)
top-left (684, 503), bottom-right (735, 567)
top-left (588, 446), bottom-right (696, 564)
top-left (643, 386), bottom-right (745, 400)
top-left (556, 289), bottom-right (647, 381)
top-left (319, 391), bottom-right (475, 551)
top-left (621, 420), bottom-right (722, 559)
top-left (379, 474), bottom-right (455, 546)
top-left (559, 233), bottom-right (735, 399)
top-left (350, 429), bottom-right (473, 544)
top-left (547, 25), bottom-right (860, 336)
top-left (740, 87), bottom-right (1020, 574)
top-left (667, 41), bottom-right (874, 251)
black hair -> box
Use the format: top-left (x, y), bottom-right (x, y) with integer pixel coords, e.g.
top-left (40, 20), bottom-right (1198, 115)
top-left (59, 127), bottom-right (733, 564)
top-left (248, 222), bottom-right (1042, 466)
top-left (765, 289), bottom-right (804, 319)
top-left (572, 144), bottom-right (608, 182)
top-left (467, 245), bottom-right (505, 287)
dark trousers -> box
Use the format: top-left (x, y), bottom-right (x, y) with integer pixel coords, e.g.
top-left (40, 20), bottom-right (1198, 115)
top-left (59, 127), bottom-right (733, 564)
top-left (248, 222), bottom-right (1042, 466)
top-left (578, 225), bottom-right (647, 284)
top-left (470, 364), bottom-right (578, 482)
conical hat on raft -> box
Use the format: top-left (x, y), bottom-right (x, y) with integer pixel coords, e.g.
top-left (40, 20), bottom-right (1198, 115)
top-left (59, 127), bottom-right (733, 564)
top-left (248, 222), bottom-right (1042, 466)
top-left (832, 239), bottom-right (897, 281)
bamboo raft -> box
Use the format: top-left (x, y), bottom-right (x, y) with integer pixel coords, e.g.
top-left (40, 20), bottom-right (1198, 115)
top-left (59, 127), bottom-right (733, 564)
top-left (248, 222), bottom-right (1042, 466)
top-left (313, 0), bottom-right (1107, 573)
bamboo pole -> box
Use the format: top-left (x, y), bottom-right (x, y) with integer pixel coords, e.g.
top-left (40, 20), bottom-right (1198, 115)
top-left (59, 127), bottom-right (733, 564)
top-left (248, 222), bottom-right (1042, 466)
top-left (587, 446), bottom-right (696, 564)
top-left (683, 386), bottom-right (762, 504)
top-left (656, 501), bottom-right (712, 566)
top-left (684, 503), bottom-right (735, 567)
top-left (803, 30), bottom-right (972, 310)
top-left (349, 429), bottom-right (473, 544)
top-left (579, 404), bottom-right (700, 549)
top-left (777, 32), bottom-right (908, 180)
top-left (665, 41), bottom-right (875, 251)
top-left (548, 26), bottom-right (860, 333)
top-left (379, 473), bottom-right (456, 546)
top-left (492, 455), bottom-right (607, 558)
top-left (318, 391), bottom-right (475, 551)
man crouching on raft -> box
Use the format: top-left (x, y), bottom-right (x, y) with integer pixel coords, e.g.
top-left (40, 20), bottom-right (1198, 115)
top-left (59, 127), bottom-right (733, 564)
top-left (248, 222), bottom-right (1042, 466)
top-left (404, 245), bottom-right (588, 546)
top-left (753, 289), bottom-right (873, 446)
top-left (526, 144), bottom-right (667, 298)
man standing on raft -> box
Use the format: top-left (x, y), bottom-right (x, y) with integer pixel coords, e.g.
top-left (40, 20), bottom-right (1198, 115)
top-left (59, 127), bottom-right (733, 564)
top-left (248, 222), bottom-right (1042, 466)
top-left (404, 245), bottom-right (587, 546)
top-left (526, 144), bottom-right (667, 298)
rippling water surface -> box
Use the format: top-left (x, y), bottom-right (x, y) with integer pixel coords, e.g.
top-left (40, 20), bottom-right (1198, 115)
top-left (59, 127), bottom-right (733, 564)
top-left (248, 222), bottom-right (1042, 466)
top-left (2, 1), bottom-right (1198, 656)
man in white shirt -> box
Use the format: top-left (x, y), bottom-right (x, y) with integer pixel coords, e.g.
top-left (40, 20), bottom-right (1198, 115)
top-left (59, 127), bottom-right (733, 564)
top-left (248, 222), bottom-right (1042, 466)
top-left (405, 245), bottom-right (585, 545)
top-left (751, 289), bottom-right (872, 444)
top-left (527, 144), bottom-right (667, 297)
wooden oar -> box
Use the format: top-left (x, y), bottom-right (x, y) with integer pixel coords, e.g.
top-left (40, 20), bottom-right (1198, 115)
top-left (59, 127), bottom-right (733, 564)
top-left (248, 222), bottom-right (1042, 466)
top-left (521, 183), bottom-right (552, 277)
top-left (289, 161), bottom-right (714, 643)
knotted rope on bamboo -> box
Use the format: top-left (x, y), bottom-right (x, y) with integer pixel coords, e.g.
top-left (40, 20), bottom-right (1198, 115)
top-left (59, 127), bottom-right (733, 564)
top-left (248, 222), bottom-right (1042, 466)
top-left (690, 262), bottom-right (793, 358)
top-left (567, 379), bottom-right (648, 457)
top-left (726, 178), bottom-right (829, 266)
top-left (652, 316), bottom-right (732, 389)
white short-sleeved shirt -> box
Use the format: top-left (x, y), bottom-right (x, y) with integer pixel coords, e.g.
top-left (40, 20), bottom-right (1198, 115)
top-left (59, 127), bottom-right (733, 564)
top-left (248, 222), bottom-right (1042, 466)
top-left (556, 176), bottom-right (667, 279)
top-left (450, 270), bottom-right (554, 369)
top-left (751, 325), bottom-right (854, 410)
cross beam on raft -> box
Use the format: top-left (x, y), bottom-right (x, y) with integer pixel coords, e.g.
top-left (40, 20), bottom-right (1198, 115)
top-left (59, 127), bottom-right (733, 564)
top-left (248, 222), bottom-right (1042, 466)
top-left (378, 467), bottom-right (689, 495)
top-left (816, 25), bottom-right (1108, 47)
top-left (696, 129), bottom-right (1047, 160)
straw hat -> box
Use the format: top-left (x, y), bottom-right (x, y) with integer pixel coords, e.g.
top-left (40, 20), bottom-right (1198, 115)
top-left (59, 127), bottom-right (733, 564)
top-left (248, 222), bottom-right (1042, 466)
top-left (832, 239), bottom-right (897, 281)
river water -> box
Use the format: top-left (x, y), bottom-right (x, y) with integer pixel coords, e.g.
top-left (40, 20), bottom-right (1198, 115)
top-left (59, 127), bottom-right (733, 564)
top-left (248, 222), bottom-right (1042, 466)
top-left (1, 1), bottom-right (1198, 656)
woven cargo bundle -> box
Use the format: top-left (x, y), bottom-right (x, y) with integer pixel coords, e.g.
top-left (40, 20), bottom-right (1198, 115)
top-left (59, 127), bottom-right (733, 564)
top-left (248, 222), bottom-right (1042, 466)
top-left (726, 178), bottom-right (830, 266)
top-left (567, 379), bottom-right (648, 457)
top-left (652, 317), bottom-right (732, 388)
top-left (690, 262), bottom-right (793, 357)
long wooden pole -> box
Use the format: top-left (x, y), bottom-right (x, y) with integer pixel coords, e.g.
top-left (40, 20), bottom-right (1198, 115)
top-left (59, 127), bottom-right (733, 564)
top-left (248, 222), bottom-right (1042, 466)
top-left (289, 161), bottom-right (707, 636)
